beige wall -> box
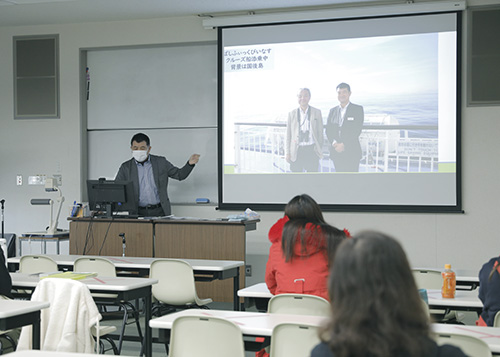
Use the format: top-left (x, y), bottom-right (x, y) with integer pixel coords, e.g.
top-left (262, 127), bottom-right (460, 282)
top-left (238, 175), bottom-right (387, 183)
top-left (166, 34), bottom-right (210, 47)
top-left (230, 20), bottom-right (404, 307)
top-left (1, 3), bottom-right (499, 279)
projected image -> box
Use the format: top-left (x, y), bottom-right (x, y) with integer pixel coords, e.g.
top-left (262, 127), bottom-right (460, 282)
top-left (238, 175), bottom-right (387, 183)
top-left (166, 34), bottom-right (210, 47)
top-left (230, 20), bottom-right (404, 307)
top-left (223, 32), bottom-right (456, 175)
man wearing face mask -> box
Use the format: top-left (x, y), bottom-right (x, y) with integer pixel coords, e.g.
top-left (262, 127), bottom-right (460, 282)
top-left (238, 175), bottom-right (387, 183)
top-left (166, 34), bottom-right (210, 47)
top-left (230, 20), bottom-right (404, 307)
top-left (115, 133), bottom-right (200, 217)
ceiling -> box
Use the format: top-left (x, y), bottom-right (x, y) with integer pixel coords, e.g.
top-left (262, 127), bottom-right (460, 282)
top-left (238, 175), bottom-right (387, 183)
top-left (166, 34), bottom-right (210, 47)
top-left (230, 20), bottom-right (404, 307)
top-left (0, 0), bottom-right (404, 27)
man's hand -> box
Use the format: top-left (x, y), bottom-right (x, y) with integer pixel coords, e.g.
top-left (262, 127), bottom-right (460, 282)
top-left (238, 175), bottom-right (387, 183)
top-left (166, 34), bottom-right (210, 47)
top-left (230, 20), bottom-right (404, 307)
top-left (189, 154), bottom-right (200, 165)
top-left (333, 142), bottom-right (345, 153)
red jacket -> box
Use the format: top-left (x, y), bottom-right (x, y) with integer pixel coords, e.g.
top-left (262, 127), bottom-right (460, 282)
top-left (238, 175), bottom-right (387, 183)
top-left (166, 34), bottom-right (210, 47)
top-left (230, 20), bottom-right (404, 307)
top-left (265, 216), bottom-right (330, 300)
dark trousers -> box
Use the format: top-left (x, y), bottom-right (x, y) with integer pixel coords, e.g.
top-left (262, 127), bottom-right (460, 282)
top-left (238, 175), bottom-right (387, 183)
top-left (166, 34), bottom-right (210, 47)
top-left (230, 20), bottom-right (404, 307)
top-left (290, 145), bottom-right (319, 172)
top-left (331, 152), bottom-right (360, 172)
top-left (138, 205), bottom-right (165, 217)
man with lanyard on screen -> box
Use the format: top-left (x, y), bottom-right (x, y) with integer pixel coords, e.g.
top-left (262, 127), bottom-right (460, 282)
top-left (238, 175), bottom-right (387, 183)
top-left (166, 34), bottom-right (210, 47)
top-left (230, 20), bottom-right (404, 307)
top-left (115, 133), bottom-right (200, 217)
top-left (326, 82), bottom-right (364, 172)
top-left (285, 88), bottom-right (324, 172)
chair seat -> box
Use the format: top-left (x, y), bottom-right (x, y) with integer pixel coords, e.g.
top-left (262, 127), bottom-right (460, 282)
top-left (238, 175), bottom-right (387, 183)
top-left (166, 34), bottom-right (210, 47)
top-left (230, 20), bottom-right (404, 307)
top-left (91, 325), bottom-right (117, 337)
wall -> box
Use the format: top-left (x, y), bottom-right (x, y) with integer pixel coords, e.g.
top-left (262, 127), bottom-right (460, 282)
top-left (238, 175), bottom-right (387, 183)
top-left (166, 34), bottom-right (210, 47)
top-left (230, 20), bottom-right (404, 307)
top-left (0, 1), bottom-right (499, 284)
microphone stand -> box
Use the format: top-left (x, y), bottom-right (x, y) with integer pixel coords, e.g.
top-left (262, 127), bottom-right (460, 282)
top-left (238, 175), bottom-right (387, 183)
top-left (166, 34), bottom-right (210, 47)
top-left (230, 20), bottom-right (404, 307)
top-left (119, 233), bottom-right (126, 257)
top-left (0, 199), bottom-right (5, 238)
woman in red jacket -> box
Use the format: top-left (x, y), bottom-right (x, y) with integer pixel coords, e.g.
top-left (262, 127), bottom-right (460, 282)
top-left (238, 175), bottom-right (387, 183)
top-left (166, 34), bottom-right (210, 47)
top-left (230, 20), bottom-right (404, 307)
top-left (265, 194), bottom-right (348, 300)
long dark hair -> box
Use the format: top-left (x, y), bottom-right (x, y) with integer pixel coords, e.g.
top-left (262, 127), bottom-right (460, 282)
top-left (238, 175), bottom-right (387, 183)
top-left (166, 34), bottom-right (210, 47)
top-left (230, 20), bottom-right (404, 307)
top-left (281, 194), bottom-right (345, 263)
top-left (323, 231), bottom-right (431, 357)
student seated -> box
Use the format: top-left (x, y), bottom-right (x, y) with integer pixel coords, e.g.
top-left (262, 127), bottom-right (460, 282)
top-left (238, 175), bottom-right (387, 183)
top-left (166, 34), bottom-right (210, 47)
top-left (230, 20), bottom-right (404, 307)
top-left (311, 231), bottom-right (467, 357)
top-left (477, 255), bottom-right (500, 326)
top-left (0, 245), bottom-right (20, 353)
top-left (265, 194), bottom-right (348, 300)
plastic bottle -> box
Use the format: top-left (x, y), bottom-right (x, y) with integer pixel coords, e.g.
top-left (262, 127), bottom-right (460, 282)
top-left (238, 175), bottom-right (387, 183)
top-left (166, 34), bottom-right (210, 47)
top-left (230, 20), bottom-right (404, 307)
top-left (441, 264), bottom-right (456, 298)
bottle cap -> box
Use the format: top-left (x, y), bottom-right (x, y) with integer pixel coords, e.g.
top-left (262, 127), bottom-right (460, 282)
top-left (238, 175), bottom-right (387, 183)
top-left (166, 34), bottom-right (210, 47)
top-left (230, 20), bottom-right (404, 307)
top-left (444, 264), bottom-right (451, 269)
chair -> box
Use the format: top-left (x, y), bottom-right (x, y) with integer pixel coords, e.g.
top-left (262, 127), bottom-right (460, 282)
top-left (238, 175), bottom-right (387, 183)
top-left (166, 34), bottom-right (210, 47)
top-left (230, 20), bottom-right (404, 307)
top-left (267, 293), bottom-right (330, 316)
top-left (412, 269), bottom-right (463, 323)
top-left (150, 259), bottom-right (212, 313)
top-left (493, 310), bottom-right (500, 327)
top-left (16, 277), bottom-right (117, 354)
top-left (74, 256), bottom-right (142, 354)
top-left (19, 255), bottom-right (58, 274)
top-left (269, 323), bottom-right (320, 357)
top-left (435, 332), bottom-right (492, 357)
top-left (0, 331), bottom-right (17, 355)
top-left (168, 315), bottom-right (245, 357)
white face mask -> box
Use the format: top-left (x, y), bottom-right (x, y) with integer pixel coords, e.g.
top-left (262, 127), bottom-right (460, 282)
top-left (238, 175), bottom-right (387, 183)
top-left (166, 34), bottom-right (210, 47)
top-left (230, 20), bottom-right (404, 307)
top-left (132, 150), bottom-right (148, 163)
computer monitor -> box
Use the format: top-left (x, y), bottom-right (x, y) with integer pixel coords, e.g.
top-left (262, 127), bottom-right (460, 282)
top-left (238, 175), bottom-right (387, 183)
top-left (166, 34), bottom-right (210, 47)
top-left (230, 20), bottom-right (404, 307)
top-left (87, 178), bottom-right (137, 217)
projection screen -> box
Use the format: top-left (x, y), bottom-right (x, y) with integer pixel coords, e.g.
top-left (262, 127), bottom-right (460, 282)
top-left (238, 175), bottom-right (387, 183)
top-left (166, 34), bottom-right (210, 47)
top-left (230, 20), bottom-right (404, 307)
top-left (218, 11), bottom-right (462, 212)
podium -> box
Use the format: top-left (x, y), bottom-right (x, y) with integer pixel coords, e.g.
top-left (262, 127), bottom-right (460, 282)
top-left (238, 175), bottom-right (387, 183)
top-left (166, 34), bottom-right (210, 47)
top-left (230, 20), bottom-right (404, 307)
top-left (68, 217), bottom-right (258, 303)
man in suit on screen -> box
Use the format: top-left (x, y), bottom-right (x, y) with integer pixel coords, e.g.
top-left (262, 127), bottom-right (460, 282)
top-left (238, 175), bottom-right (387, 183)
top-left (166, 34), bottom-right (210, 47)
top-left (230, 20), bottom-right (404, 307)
top-left (285, 88), bottom-right (324, 172)
top-left (326, 83), bottom-right (364, 172)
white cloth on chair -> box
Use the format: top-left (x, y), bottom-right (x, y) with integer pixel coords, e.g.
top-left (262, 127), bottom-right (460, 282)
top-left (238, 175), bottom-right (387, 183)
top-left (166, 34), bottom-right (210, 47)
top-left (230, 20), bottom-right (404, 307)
top-left (17, 278), bottom-right (101, 353)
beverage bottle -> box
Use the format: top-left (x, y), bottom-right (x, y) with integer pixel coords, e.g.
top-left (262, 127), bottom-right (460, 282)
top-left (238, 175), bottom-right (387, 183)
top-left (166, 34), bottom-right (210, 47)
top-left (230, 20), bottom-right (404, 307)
top-left (441, 264), bottom-right (456, 298)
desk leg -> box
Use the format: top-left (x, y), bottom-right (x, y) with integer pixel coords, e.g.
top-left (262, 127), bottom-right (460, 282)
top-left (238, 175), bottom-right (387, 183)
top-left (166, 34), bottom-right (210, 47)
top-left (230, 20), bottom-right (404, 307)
top-left (234, 272), bottom-right (240, 311)
top-left (32, 315), bottom-right (41, 350)
top-left (144, 290), bottom-right (152, 357)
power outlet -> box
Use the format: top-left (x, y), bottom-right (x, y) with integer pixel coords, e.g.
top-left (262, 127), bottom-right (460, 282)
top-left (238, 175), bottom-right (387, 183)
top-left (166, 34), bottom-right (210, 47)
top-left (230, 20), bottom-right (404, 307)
top-left (245, 265), bottom-right (252, 277)
top-left (16, 175), bottom-right (22, 185)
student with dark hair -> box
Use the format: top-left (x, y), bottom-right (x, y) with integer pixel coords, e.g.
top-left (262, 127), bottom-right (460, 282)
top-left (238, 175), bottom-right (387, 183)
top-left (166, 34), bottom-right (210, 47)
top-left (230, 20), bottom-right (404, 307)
top-left (115, 132), bottom-right (200, 217)
top-left (265, 194), bottom-right (348, 300)
top-left (477, 255), bottom-right (500, 326)
top-left (311, 231), bottom-right (466, 357)
top-left (0, 245), bottom-right (20, 352)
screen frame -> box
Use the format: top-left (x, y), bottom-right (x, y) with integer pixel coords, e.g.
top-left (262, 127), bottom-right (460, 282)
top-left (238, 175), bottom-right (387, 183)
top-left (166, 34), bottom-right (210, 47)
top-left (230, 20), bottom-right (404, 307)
top-left (87, 179), bottom-right (138, 216)
top-left (217, 12), bottom-right (463, 213)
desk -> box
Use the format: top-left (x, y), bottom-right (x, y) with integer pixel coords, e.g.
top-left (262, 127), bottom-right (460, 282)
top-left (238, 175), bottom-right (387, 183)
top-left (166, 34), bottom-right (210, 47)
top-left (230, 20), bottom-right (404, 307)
top-left (149, 309), bottom-right (326, 351)
top-left (19, 234), bottom-right (69, 255)
top-left (432, 323), bottom-right (500, 355)
top-left (238, 282), bottom-right (272, 311)
top-left (427, 289), bottom-right (483, 313)
top-left (8, 255), bottom-right (244, 311)
top-left (68, 217), bottom-right (259, 303)
top-left (5, 351), bottom-right (136, 356)
top-left (0, 300), bottom-right (50, 350)
top-left (10, 273), bottom-right (157, 357)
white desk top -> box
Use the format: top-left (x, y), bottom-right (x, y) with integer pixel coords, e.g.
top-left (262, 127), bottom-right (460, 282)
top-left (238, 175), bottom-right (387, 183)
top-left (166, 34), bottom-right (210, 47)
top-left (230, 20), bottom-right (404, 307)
top-left (10, 273), bottom-right (157, 292)
top-left (0, 300), bottom-right (50, 318)
top-left (426, 289), bottom-right (483, 309)
top-left (5, 351), bottom-right (136, 357)
top-left (149, 309), bottom-right (327, 336)
top-left (432, 323), bottom-right (500, 353)
top-left (8, 255), bottom-right (243, 272)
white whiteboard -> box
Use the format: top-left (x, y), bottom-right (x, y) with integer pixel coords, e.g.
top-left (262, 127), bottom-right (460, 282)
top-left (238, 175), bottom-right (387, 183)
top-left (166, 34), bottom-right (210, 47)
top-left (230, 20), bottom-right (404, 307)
top-left (86, 43), bottom-right (218, 204)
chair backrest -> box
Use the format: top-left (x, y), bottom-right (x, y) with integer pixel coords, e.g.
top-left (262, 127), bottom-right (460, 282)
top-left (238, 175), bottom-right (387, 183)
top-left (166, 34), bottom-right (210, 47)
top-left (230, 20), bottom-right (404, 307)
top-left (150, 259), bottom-right (199, 305)
top-left (19, 255), bottom-right (58, 274)
top-left (412, 269), bottom-right (443, 290)
top-left (268, 294), bottom-right (330, 316)
top-left (270, 323), bottom-right (320, 357)
top-left (74, 256), bottom-right (116, 277)
top-left (436, 332), bottom-right (492, 357)
top-left (17, 278), bottom-right (101, 353)
top-left (169, 315), bottom-right (245, 357)
top-left (494, 311), bottom-right (500, 327)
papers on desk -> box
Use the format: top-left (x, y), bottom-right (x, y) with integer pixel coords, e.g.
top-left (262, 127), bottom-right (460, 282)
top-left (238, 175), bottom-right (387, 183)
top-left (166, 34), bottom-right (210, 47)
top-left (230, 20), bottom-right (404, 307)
top-left (40, 271), bottom-right (97, 280)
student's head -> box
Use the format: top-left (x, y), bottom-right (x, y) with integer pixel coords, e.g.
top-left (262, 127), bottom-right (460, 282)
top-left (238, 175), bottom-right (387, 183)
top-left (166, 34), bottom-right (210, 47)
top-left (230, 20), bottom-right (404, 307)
top-left (324, 231), bottom-right (430, 357)
top-left (297, 88), bottom-right (311, 109)
top-left (282, 194), bottom-right (346, 263)
top-left (130, 133), bottom-right (151, 163)
top-left (336, 82), bottom-right (351, 107)
top-left (284, 194), bottom-right (324, 224)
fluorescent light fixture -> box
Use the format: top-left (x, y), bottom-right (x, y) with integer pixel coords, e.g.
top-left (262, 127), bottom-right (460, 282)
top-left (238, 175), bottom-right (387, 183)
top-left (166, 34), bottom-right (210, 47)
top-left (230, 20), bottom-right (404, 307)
top-left (202, 0), bottom-right (466, 29)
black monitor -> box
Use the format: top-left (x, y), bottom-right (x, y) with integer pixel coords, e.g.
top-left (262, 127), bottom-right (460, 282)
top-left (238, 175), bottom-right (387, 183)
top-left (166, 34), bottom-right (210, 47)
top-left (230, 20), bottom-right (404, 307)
top-left (87, 178), bottom-right (137, 217)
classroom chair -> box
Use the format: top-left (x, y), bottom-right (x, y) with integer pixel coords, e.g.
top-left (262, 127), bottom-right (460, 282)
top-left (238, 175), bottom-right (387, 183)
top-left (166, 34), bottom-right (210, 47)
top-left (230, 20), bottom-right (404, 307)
top-left (150, 258), bottom-right (212, 315)
top-left (16, 277), bottom-right (117, 354)
top-left (412, 269), bottom-right (464, 323)
top-left (267, 293), bottom-right (330, 316)
top-left (74, 256), bottom-right (142, 354)
top-left (435, 332), bottom-right (492, 357)
top-left (19, 255), bottom-right (57, 274)
top-left (168, 315), bottom-right (245, 357)
top-left (269, 322), bottom-right (320, 357)
top-left (0, 331), bottom-right (17, 355)
top-left (494, 311), bottom-right (500, 327)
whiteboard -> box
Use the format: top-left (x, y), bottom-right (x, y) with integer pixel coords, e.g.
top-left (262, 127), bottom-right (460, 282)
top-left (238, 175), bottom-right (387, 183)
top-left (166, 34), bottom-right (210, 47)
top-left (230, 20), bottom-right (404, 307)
top-left (86, 43), bottom-right (218, 204)
top-left (87, 43), bottom-right (217, 129)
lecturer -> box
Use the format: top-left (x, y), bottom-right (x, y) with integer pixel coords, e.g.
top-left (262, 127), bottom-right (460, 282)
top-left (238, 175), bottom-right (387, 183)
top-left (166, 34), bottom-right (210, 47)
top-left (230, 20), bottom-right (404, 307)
top-left (115, 133), bottom-right (200, 217)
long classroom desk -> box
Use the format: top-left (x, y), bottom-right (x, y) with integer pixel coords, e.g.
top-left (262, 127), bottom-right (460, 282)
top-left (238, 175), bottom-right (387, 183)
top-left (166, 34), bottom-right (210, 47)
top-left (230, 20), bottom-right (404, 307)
top-left (237, 283), bottom-right (484, 313)
top-left (8, 255), bottom-right (244, 311)
top-left (10, 273), bottom-right (157, 357)
top-left (0, 300), bottom-right (50, 350)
